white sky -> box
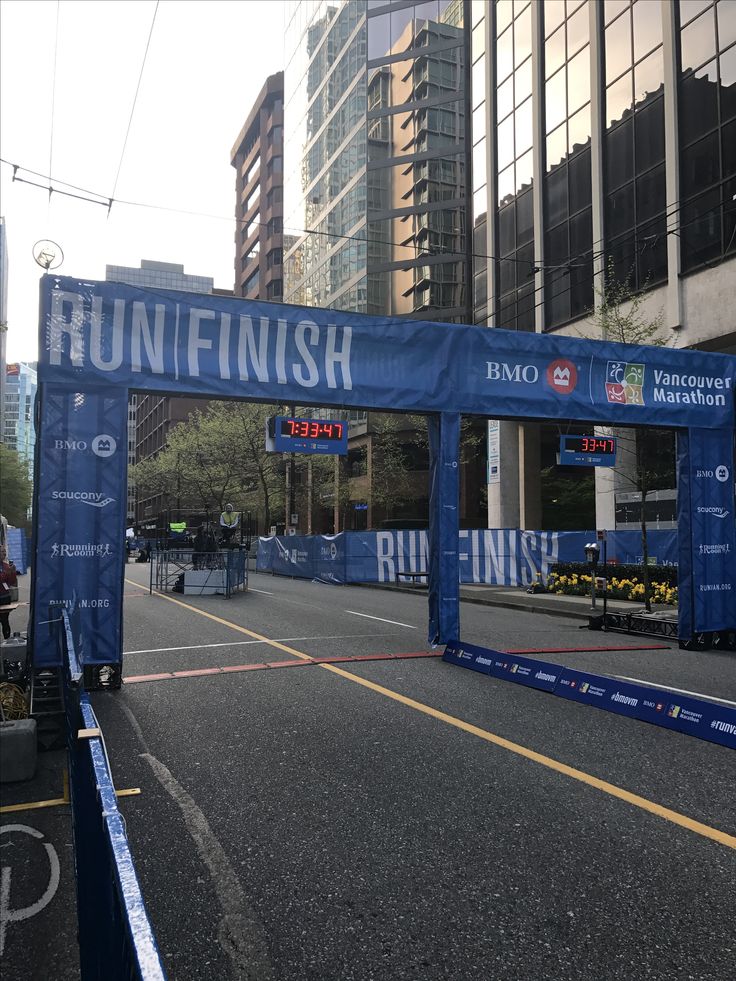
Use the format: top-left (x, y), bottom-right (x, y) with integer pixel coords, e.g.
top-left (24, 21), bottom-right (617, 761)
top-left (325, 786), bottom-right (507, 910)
top-left (0, 0), bottom-right (286, 362)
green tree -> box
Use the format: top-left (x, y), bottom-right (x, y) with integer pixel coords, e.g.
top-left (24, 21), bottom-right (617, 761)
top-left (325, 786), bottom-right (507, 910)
top-left (592, 259), bottom-right (674, 611)
top-left (131, 402), bottom-right (286, 532)
top-left (0, 443), bottom-right (32, 526)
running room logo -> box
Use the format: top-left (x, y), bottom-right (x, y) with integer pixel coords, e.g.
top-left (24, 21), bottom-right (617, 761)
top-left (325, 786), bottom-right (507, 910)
top-left (546, 359), bottom-right (578, 395)
top-left (605, 361), bottom-right (645, 405)
top-left (92, 434), bottom-right (117, 458)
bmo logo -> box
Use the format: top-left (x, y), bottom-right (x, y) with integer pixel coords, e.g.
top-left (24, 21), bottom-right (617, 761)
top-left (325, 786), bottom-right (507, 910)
top-left (92, 434), bottom-right (117, 458)
top-left (547, 359), bottom-right (578, 395)
top-left (486, 361), bottom-right (539, 384)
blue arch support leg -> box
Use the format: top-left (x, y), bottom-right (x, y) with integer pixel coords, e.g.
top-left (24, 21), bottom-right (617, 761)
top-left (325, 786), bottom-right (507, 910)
top-left (677, 427), bottom-right (736, 641)
top-left (427, 412), bottom-right (460, 646)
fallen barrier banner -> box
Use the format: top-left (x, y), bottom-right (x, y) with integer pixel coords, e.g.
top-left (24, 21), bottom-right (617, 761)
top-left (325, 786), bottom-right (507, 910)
top-left (257, 528), bottom-right (678, 585)
top-left (442, 641), bottom-right (736, 750)
top-left (487, 653), bottom-right (565, 693)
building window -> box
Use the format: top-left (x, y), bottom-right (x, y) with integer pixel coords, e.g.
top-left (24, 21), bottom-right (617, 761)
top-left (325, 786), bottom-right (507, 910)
top-left (244, 211), bottom-right (260, 240)
top-left (267, 216), bottom-right (283, 237)
top-left (243, 155), bottom-right (260, 186)
top-left (495, 0), bottom-right (536, 331)
top-left (270, 125), bottom-right (283, 143)
top-left (678, 0), bottom-right (736, 271)
top-left (266, 279), bottom-right (283, 299)
top-left (243, 184), bottom-right (259, 216)
top-left (267, 185), bottom-right (283, 208)
top-left (266, 247), bottom-right (283, 268)
top-left (268, 156), bottom-right (283, 176)
top-left (543, 0), bottom-right (594, 329)
top-left (603, 0), bottom-right (667, 290)
top-left (244, 270), bottom-right (260, 295)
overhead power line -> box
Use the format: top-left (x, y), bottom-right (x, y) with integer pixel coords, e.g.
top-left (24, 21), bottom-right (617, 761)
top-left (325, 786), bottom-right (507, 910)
top-left (110, 0), bottom-right (160, 203)
top-left (1, 156), bottom-right (733, 288)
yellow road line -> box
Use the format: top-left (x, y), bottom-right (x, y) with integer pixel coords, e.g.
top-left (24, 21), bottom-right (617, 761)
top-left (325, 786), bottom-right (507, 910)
top-left (0, 788), bottom-right (140, 814)
top-left (128, 583), bottom-right (736, 851)
top-left (124, 579), bottom-right (315, 662)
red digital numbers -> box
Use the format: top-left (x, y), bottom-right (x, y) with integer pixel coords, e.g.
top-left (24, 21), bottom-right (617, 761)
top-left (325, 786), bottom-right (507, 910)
top-left (281, 418), bottom-right (344, 441)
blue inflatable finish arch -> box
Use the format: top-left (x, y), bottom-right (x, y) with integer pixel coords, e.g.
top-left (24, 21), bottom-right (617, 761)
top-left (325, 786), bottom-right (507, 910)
top-left (32, 276), bottom-right (736, 668)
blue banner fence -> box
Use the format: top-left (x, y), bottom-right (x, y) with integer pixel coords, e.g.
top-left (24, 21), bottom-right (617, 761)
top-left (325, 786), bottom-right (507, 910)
top-left (442, 640), bottom-right (736, 750)
top-left (256, 529), bottom-right (678, 586)
top-left (57, 608), bottom-right (167, 980)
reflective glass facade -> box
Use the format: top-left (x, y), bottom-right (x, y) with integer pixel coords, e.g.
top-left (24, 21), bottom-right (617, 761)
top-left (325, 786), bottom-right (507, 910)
top-left (544, 0), bottom-right (593, 327)
top-left (678, 0), bottom-right (736, 270)
top-left (470, 0), bottom-right (736, 336)
top-left (284, 0), bottom-right (471, 321)
top-left (603, 0), bottom-right (667, 290)
top-left (495, 0), bottom-right (535, 330)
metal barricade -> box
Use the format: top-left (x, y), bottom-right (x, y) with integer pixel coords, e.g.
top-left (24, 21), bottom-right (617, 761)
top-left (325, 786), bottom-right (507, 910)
top-left (150, 548), bottom-right (248, 597)
top-left (58, 610), bottom-right (167, 981)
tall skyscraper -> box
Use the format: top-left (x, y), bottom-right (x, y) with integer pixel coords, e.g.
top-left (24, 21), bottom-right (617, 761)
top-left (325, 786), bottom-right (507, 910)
top-left (283, 0), bottom-right (471, 323)
top-left (3, 361), bottom-right (37, 474)
top-left (231, 72), bottom-right (285, 301)
top-left (0, 217), bottom-right (8, 444)
top-left (471, 0), bottom-right (736, 530)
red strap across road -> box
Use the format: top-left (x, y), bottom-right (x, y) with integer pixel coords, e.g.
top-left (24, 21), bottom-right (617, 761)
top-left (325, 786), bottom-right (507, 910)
top-left (123, 643), bottom-right (669, 685)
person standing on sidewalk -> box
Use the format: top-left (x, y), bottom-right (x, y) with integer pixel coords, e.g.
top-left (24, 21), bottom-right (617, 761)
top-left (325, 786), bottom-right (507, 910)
top-left (0, 545), bottom-right (18, 640)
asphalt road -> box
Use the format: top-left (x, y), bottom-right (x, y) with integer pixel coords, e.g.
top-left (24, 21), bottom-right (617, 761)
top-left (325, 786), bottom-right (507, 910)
top-left (92, 565), bottom-right (736, 981)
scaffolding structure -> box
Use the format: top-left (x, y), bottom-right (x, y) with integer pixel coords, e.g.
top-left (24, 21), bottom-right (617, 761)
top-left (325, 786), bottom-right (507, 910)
top-left (150, 548), bottom-right (248, 597)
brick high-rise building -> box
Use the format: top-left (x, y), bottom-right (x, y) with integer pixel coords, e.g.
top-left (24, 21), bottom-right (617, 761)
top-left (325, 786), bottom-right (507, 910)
top-left (230, 72), bottom-right (285, 301)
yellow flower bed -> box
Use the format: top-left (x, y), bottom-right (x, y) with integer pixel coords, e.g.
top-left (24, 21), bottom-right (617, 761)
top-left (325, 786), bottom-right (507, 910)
top-left (546, 572), bottom-right (677, 605)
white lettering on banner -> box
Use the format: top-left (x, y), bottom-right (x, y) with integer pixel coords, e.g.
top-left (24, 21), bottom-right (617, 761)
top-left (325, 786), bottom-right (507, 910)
top-left (698, 544), bottom-right (731, 555)
top-left (238, 316), bottom-right (270, 382)
top-left (51, 491), bottom-right (116, 507)
top-left (293, 321), bottom-right (319, 387)
top-left (47, 293), bottom-right (355, 392)
top-left (51, 543), bottom-right (112, 557)
top-left (219, 313), bottom-right (231, 381)
top-left (54, 439), bottom-right (87, 450)
top-left (187, 308), bottom-right (215, 377)
top-left (49, 598), bottom-right (111, 608)
top-left (476, 657), bottom-right (493, 666)
top-left (611, 692), bottom-right (639, 707)
top-left (699, 583), bottom-right (732, 591)
top-left (49, 291), bottom-right (85, 366)
top-left (376, 532), bottom-right (395, 583)
top-left (131, 302), bottom-right (166, 374)
top-left (697, 507), bottom-right (730, 517)
top-left (652, 369), bottom-right (731, 407)
top-left (276, 320), bottom-right (288, 384)
top-left (711, 720), bottom-right (736, 735)
top-left (535, 671), bottom-right (557, 683)
top-left (326, 324), bottom-right (353, 390)
top-left (90, 296), bottom-right (125, 371)
top-left (486, 362), bottom-right (539, 384)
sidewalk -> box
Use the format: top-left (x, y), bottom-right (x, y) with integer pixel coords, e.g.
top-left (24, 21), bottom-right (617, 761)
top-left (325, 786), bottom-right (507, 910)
top-left (379, 580), bottom-right (676, 623)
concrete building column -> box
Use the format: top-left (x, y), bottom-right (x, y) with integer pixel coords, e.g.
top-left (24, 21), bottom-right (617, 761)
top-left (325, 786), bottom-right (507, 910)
top-left (487, 420), bottom-right (521, 528)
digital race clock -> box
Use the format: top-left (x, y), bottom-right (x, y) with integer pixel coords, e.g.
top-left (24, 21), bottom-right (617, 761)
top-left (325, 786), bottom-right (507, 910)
top-left (272, 416), bottom-right (349, 455)
top-left (558, 435), bottom-right (617, 467)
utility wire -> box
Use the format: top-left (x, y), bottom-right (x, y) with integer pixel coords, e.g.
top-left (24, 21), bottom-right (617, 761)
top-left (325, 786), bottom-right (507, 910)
top-left (110, 0), bottom-right (159, 203)
top-left (47, 1), bottom-right (61, 206)
top-left (1, 155), bottom-right (734, 287)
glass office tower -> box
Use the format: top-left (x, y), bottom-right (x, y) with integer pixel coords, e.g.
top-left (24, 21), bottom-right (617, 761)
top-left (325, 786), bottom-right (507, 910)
top-left (284, 0), bottom-right (471, 323)
top-left (470, 0), bottom-right (736, 530)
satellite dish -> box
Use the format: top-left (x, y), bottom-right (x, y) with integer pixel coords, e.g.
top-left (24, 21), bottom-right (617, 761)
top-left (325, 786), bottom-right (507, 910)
top-left (33, 239), bottom-right (64, 270)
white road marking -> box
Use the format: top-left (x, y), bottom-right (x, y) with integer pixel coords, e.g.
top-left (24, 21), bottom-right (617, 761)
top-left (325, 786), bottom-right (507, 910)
top-left (0, 825), bottom-right (60, 956)
top-left (116, 701), bottom-right (274, 980)
top-left (345, 611), bottom-right (416, 629)
top-left (123, 634), bottom-right (378, 655)
top-left (248, 588), bottom-right (274, 595)
top-left (614, 675), bottom-right (736, 708)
